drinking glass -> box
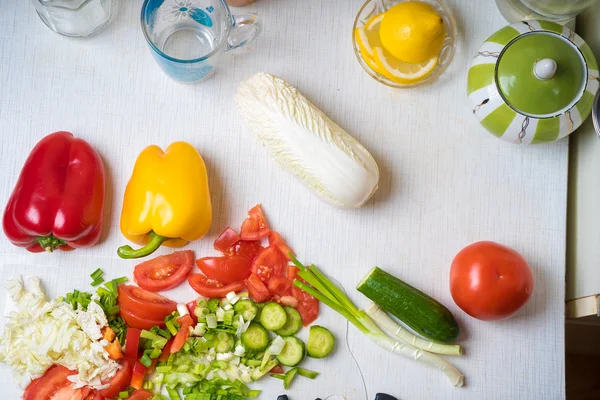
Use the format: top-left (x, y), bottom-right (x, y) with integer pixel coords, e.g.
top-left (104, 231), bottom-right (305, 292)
top-left (496, 0), bottom-right (599, 23)
top-left (141, 0), bottom-right (262, 83)
top-left (31, 0), bottom-right (114, 37)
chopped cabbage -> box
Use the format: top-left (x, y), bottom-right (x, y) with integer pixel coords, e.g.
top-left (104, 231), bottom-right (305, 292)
top-left (0, 277), bottom-right (119, 389)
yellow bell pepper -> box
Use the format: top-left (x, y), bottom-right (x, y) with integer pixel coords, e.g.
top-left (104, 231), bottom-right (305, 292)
top-left (117, 142), bottom-right (212, 259)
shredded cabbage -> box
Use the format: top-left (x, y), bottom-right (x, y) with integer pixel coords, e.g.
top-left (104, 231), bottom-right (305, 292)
top-left (0, 277), bottom-right (119, 388)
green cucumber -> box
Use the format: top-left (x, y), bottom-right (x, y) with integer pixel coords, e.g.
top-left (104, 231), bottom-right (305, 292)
top-left (259, 302), bottom-right (287, 331)
top-left (234, 299), bottom-right (259, 321)
top-left (241, 323), bottom-right (269, 352)
top-left (306, 326), bottom-right (335, 358)
top-left (276, 336), bottom-right (305, 367)
top-left (357, 266), bottom-right (459, 343)
top-left (274, 306), bottom-right (302, 336)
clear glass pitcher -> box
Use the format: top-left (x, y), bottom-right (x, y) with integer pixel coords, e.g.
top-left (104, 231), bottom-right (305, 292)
top-left (31, 0), bottom-right (115, 37)
top-left (496, 0), bottom-right (599, 23)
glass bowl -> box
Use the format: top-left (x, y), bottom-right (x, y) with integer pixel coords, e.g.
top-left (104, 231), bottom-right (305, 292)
top-left (352, 0), bottom-right (458, 88)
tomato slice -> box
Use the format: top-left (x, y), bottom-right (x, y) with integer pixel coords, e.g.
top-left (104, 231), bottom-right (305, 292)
top-left (196, 256), bottom-right (252, 285)
top-left (233, 240), bottom-right (264, 260)
top-left (133, 250), bottom-right (194, 292)
top-left (188, 273), bottom-right (245, 298)
top-left (267, 276), bottom-right (293, 297)
top-left (240, 204), bottom-right (270, 240)
top-left (251, 246), bottom-right (287, 283)
top-left (293, 285), bottom-right (319, 326)
top-left (186, 299), bottom-right (198, 323)
top-left (269, 232), bottom-right (295, 260)
top-left (23, 365), bottom-right (75, 400)
top-left (214, 227), bottom-right (241, 254)
top-left (120, 308), bottom-right (165, 330)
top-left (118, 285), bottom-right (177, 320)
top-left (124, 328), bottom-right (142, 360)
top-left (170, 315), bottom-right (194, 354)
top-left (46, 386), bottom-right (91, 400)
top-left (128, 389), bottom-right (154, 400)
top-left (245, 273), bottom-right (271, 302)
top-left (130, 361), bottom-right (147, 390)
top-left (286, 265), bottom-right (300, 280)
top-left (98, 360), bottom-right (133, 398)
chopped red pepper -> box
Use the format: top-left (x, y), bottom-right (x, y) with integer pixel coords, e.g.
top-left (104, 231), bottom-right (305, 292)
top-left (2, 131), bottom-right (105, 252)
top-left (130, 361), bottom-right (147, 390)
top-left (170, 315), bottom-right (194, 354)
top-left (125, 328), bottom-right (142, 360)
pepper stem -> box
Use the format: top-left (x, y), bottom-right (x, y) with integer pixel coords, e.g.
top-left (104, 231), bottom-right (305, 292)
top-left (36, 236), bottom-right (66, 252)
top-left (117, 231), bottom-right (170, 259)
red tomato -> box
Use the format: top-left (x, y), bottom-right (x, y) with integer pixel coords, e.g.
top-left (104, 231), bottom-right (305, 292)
top-left (124, 328), bottom-right (141, 360)
top-left (45, 386), bottom-right (91, 400)
top-left (130, 361), bottom-right (147, 390)
top-left (133, 251), bottom-right (194, 292)
top-left (269, 232), bottom-right (295, 260)
top-left (268, 276), bottom-right (293, 297)
top-left (129, 389), bottom-right (154, 400)
top-left (159, 338), bottom-right (174, 362)
top-left (270, 365), bottom-right (284, 374)
top-left (170, 314), bottom-right (194, 354)
top-left (186, 299), bottom-right (198, 323)
top-left (233, 240), bottom-right (264, 260)
top-left (196, 256), bottom-right (251, 284)
top-left (240, 204), bottom-right (270, 240)
top-left (251, 246), bottom-right (287, 283)
top-left (98, 360), bottom-right (133, 398)
top-left (245, 273), bottom-right (271, 302)
top-left (450, 241), bottom-right (534, 321)
top-left (293, 285), bottom-right (319, 326)
top-left (23, 365), bottom-right (75, 400)
top-left (118, 285), bottom-right (177, 320)
top-left (286, 265), bottom-right (300, 280)
top-left (214, 227), bottom-right (241, 254)
top-left (85, 391), bottom-right (105, 400)
top-left (120, 308), bottom-right (165, 330)
top-left (188, 273), bottom-right (245, 298)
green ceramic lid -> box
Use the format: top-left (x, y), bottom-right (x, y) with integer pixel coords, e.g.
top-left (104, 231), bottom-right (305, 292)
top-left (497, 32), bottom-right (586, 116)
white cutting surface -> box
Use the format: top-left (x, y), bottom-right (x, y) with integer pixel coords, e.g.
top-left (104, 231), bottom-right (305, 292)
top-left (0, 0), bottom-right (567, 399)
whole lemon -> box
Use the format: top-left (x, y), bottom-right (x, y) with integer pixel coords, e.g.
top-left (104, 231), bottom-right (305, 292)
top-left (379, 1), bottom-right (445, 64)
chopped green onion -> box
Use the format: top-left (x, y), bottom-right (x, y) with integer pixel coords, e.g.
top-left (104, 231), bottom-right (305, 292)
top-left (206, 314), bottom-right (217, 329)
top-left (106, 305), bottom-right (120, 316)
top-left (270, 374), bottom-right (285, 380)
top-left (90, 268), bottom-right (104, 280)
top-left (208, 298), bottom-right (220, 312)
top-left (104, 280), bottom-right (118, 295)
top-left (118, 391), bottom-right (129, 398)
top-left (115, 276), bottom-right (128, 284)
top-left (156, 365), bottom-right (172, 373)
top-left (166, 320), bottom-right (178, 336)
top-left (166, 387), bottom-right (180, 400)
top-left (90, 277), bottom-right (105, 286)
top-left (140, 354), bottom-right (152, 367)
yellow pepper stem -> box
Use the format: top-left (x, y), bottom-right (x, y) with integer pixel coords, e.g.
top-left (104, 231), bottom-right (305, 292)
top-left (117, 231), bottom-right (170, 259)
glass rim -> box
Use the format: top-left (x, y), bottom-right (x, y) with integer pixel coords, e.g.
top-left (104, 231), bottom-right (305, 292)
top-left (140, 0), bottom-right (232, 64)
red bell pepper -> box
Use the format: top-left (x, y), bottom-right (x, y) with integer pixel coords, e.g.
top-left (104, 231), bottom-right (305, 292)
top-left (2, 131), bottom-right (105, 252)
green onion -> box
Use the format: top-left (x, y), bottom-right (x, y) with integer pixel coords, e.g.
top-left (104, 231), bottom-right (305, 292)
top-left (247, 390), bottom-right (261, 398)
top-left (115, 276), bottom-right (128, 284)
top-left (166, 387), bottom-right (181, 400)
top-left (290, 255), bottom-right (465, 387)
top-left (90, 268), bottom-right (104, 280)
top-left (140, 354), bottom-right (152, 368)
top-left (156, 365), bottom-right (172, 373)
top-left (118, 391), bottom-right (129, 398)
top-left (270, 374), bottom-right (285, 380)
top-left (208, 298), bottom-right (220, 313)
top-left (104, 280), bottom-right (118, 295)
top-left (166, 319), bottom-right (178, 336)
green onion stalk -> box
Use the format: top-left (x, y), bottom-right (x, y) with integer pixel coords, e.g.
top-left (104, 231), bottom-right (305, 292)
top-left (291, 256), bottom-right (465, 387)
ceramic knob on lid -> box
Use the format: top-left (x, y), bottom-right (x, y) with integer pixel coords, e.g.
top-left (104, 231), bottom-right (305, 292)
top-left (467, 20), bottom-right (599, 144)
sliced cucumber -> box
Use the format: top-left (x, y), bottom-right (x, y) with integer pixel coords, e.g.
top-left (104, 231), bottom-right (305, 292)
top-left (276, 336), bottom-right (305, 367)
top-left (307, 325), bottom-right (335, 358)
top-left (241, 323), bottom-right (269, 352)
top-left (234, 299), bottom-right (259, 321)
top-left (274, 306), bottom-right (302, 336)
top-left (260, 302), bottom-right (287, 331)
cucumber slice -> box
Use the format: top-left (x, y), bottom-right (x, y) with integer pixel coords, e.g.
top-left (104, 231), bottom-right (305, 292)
top-left (241, 323), bottom-right (269, 352)
top-left (274, 306), bottom-right (302, 336)
top-left (276, 336), bottom-right (305, 367)
top-left (307, 326), bottom-right (335, 358)
top-left (259, 302), bottom-right (287, 331)
top-left (234, 299), bottom-right (259, 321)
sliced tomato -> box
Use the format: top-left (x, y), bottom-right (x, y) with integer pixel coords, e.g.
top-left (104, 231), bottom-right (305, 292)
top-left (130, 361), bottom-right (147, 390)
top-left (251, 246), bottom-right (287, 283)
top-left (48, 386), bottom-right (91, 400)
top-left (23, 365), bottom-right (75, 400)
top-left (268, 276), bottom-right (293, 297)
top-left (196, 256), bottom-right (251, 285)
top-left (270, 365), bottom-right (284, 374)
top-left (278, 295), bottom-right (299, 308)
top-left (240, 204), bottom-right (270, 240)
top-left (129, 389), bottom-right (154, 400)
top-left (293, 285), bottom-right (319, 326)
top-left (269, 232), bottom-right (295, 261)
top-left (98, 360), bottom-right (133, 398)
top-left (245, 273), bottom-right (271, 302)
top-left (124, 328), bottom-right (141, 360)
top-left (133, 250), bottom-right (194, 292)
top-left (120, 308), bottom-right (165, 330)
top-left (186, 299), bottom-right (198, 323)
top-left (118, 285), bottom-right (177, 320)
top-left (170, 314), bottom-right (194, 354)
top-left (233, 240), bottom-right (264, 260)
top-left (286, 265), bottom-right (300, 280)
top-left (188, 273), bottom-right (245, 298)
top-left (214, 227), bottom-right (241, 254)
top-left (85, 391), bottom-right (105, 400)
